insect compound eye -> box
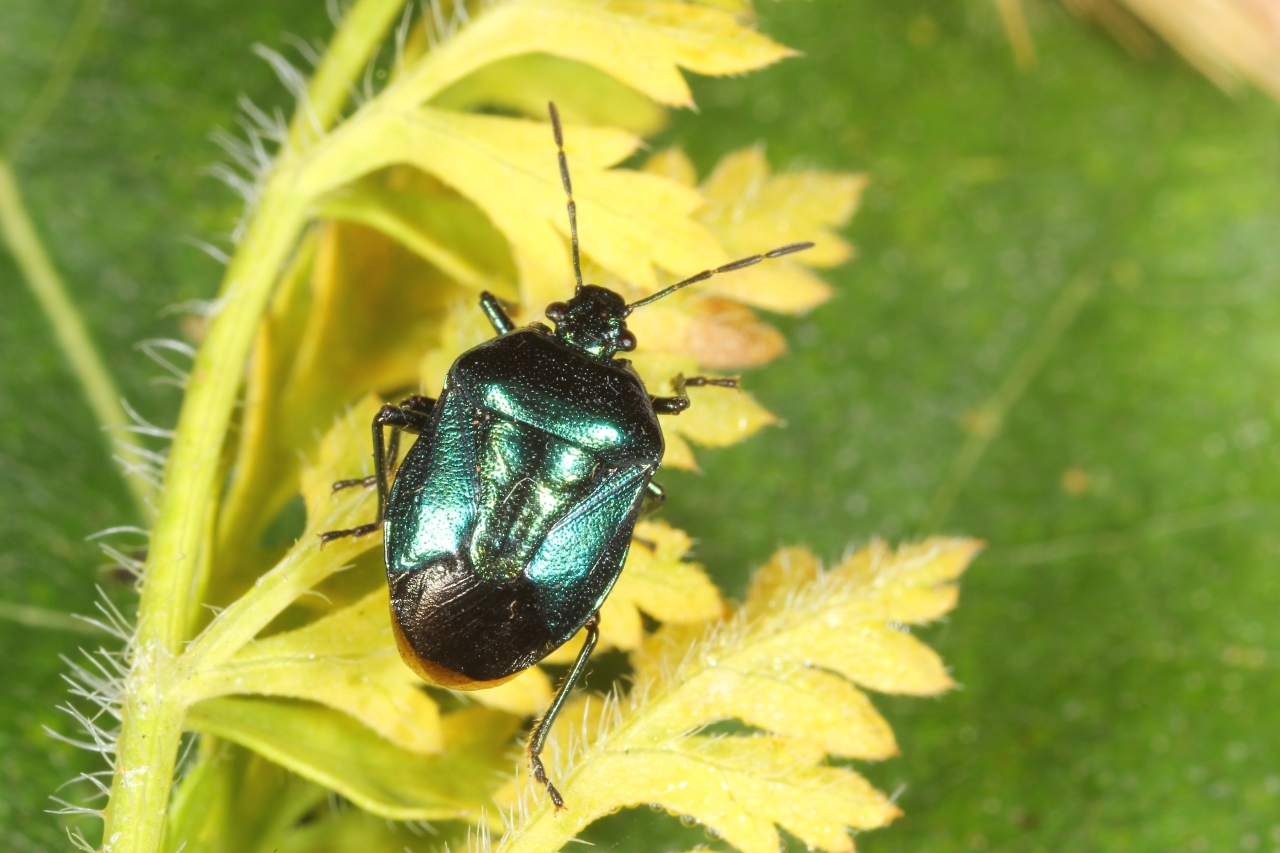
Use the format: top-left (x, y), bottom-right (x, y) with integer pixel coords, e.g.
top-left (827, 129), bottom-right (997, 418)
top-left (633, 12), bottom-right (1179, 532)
top-left (545, 301), bottom-right (569, 322)
top-left (617, 329), bottom-right (637, 352)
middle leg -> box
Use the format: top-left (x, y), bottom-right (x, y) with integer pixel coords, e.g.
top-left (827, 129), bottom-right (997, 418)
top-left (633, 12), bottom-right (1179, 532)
top-left (320, 396), bottom-right (435, 545)
top-left (651, 373), bottom-right (740, 415)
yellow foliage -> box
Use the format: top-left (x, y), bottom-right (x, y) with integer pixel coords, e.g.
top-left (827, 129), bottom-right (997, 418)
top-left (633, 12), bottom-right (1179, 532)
top-left (187, 699), bottom-right (517, 822)
top-left (93, 0), bottom-right (898, 850)
top-left (628, 351), bottom-right (779, 471)
top-left (492, 539), bottom-right (982, 853)
top-left (186, 588), bottom-right (443, 754)
top-left (693, 146), bottom-right (868, 313)
top-left (389, 0), bottom-right (794, 110)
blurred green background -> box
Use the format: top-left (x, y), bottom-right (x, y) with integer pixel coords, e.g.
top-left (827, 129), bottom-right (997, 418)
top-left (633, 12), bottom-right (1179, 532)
top-left (2, 0), bottom-right (1277, 851)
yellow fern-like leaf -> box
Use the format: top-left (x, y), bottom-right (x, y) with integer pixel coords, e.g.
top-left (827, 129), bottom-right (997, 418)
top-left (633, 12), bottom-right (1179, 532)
top-left (390, 0), bottom-right (793, 110)
top-left (492, 539), bottom-right (982, 853)
top-left (649, 146), bottom-right (869, 314)
top-left (187, 700), bottom-right (516, 822)
top-left (629, 351), bottom-right (779, 469)
top-left (186, 589), bottom-right (443, 754)
top-left (307, 108), bottom-right (723, 307)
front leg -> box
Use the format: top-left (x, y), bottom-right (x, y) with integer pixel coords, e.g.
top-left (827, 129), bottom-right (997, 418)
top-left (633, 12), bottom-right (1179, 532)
top-left (330, 395), bottom-right (435, 492)
top-left (651, 373), bottom-right (740, 415)
top-left (320, 396), bottom-right (436, 545)
top-left (479, 291), bottom-right (516, 335)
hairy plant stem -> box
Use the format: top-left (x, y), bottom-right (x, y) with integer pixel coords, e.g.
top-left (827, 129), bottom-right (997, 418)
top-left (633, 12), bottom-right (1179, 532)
top-left (101, 1), bottom-right (406, 849)
top-left (102, 184), bottom-right (309, 853)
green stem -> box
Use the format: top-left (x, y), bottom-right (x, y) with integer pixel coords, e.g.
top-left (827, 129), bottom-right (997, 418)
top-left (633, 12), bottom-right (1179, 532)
top-left (102, 2), bottom-right (406, 848)
top-left (103, 189), bottom-right (308, 853)
top-left (0, 600), bottom-right (105, 634)
top-left (923, 273), bottom-right (1099, 531)
top-left (4, 0), bottom-right (110, 159)
top-left (292, 0), bottom-right (409, 147)
top-left (0, 159), bottom-right (154, 516)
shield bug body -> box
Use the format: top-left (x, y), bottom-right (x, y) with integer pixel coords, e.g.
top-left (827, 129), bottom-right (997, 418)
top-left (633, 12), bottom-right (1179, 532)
top-left (323, 104), bottom-right (811, 808)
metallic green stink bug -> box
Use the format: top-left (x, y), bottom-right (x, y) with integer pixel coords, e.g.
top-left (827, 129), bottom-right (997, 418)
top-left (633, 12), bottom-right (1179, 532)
top-left (323, 103), bottom-right (811, 808)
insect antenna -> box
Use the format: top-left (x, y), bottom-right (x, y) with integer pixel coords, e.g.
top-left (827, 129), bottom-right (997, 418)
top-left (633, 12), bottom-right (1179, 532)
top-left (548, 102), bottom-right (584, 291)
top-left (626, 241), bottom-right (815, 312)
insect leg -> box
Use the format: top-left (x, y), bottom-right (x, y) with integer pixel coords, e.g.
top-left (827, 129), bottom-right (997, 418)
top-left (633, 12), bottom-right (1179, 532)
top-left (320, 398), bottom-right (436, 544)
top-left (528, 611), bottom-right (600, 811)
top-left (640, 480), bottom-right (665, 516)
top-left (479, 291), bottom-right (517, 335)
top-left (330, 395), bottom-right (434, 492)
top-left (651, 373), bottom-right (741, 415)
top-left (628, 482), bottom-right (666, 550)
top-left (331, 475), bottom-right (378, 491)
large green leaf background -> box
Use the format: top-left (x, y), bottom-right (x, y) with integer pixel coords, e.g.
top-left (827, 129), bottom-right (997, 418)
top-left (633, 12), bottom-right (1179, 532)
top-left (2, 0), bottom-right (1277, 851)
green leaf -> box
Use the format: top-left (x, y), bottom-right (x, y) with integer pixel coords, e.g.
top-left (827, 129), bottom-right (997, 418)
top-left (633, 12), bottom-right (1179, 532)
top-left (303, 107), bottom-right (723, 302)
top-left (186, 699), bottom-right (518, 822)
top-left (432, 53), bottom-right (668, 136)
top-left (186, 588), bottom-right (443, 754)
top-left (497, 540), bottom-right (978, 853)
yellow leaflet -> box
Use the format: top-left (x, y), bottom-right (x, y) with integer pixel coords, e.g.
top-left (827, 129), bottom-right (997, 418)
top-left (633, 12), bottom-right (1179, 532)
top-left (629, 352), bottom-right (778, 465)
top-left (576, 736), bottom-right (894, 853)
top-left (543, 520), bottom-right (721, 659)
top-left (432, 53), bottom-right (668, 136)
top-left (696, 146), bottom-right (868, 313)
top-left (686, 297), bottom-right (787, 369)
top-left (186, 589), bottom-right (441, 754)
top-left (496, 539), bottom-right (981, 853)
top-left (299, 394), bottom-right (387, 524)
top-left (643, 147), bottom-right (700, 187)
top-left (701, 147), bottom-right (867, 267)
top-left (660, 430), bottom-right (698, 471)
top-left (743, 544), bottom-right (820, 609)
top-left (502, 729), bottom-right (896, 853)
top-left (607, 520), bottom-right (723, 641)
top-left (636, 151), bottom-right (791, 369)
top-left (303, 108), bottom-right (722, 305)
top-left (318, 178), bottom-right (518, 299)
top-left (187, 699), bottom-right (516, 822)
top-left (390, 0), bottom-right (793, 109)
top-left (418, 297), bottom-right (500, 396)
top-left (629, 294), bottom-right (784, 370)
